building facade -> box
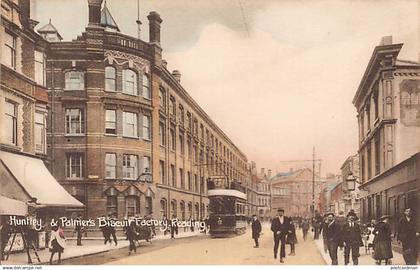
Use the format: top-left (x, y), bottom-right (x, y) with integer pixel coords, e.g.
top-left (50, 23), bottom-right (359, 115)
top-left (353, 36), bottom-right (420, 239)
top-left (270, 168), bottom-right (325, 217)
top-left (0, 0), bottom-right (82, 244)
top-left (44, 0), bottom-right (249, 222)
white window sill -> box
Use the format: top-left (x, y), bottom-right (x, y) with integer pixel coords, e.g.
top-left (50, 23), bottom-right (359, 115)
top-left (65, 134), bottom-right (85, 137)
top-left (105, 133), bottom-right (117, 137)
top-left (143, 138), bottom-right (151, 142)
top-left (122, 91), bottom-right (139, 97)
top-left (64, 89), bottom-right (85, 91)
top-left (123, 135), bottom-right (139, 139)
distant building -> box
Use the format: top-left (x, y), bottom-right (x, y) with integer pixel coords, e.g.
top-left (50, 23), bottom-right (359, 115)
top-left (270, 168), bottom-right (325, 217)
top-left (340, 154), bottom-right (360, 216)
top-left (255, 168), bottom-right (271, 220)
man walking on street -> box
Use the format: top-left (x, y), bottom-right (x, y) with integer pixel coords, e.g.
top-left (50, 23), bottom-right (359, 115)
top-left (251, 215), bottom-right (262, 248)
top-left (271, 208), bottom-right (292, 263)
top-left (342, 215), bottom-right (363, 265)
top-left (74, 214), bottom-right (84, 246)
top-left (398, 208), bottom-right (419, 265)
top-left (301, 218), bottom-right (310, 241)
top-left (325, 213), bottom-right (342, 265)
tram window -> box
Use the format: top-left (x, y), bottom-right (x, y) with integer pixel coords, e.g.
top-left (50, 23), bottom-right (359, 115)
top-left (209, 196), bottom-right (235, 214)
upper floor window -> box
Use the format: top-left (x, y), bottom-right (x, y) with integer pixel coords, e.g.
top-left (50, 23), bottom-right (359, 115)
top-left (159, 87), bottom-right (165, 108)
top-left (142, 115), bottom-right (151, 140)
top-left (5, 100), bottom-right (17, 145)
top-left (105, 109), bottom-right (116, 135)
top-left (105, 66), bottom-right (116, 92)
top-left (179, 105), bottom-right (184, 123)
top-left (159, 121), bottom-right (166, 146)
top-left (123, 154), bottom-right (138, 180)
top-left (122, 69), bottom-right (137, 95)
top-left (105, 153), bottom-right (116, 179)
top-left (170, 128), bottom-right (176, 151)
top-left (65, 108), bottom-right (84, 135)
top-left (66, 153), bottom-right (84, 179)
top-left (142, 74), bottom-right (151, 99)
top-left (2, 32), bottom-right (16, 68)
top-left (34, 112), bottom-right (46, 153)
top-left (34, 51), bottom-right (46, 86)
top-left (159, 160), bottom-right (165, 184)
top-left (169, 97), bottom-right (176, 115)
top-left (143, 156), bottom-right (151, 173)
top-left (65, 71), bottom-right (84, 90)
top-left (123, 111), bottom-right (138, 138)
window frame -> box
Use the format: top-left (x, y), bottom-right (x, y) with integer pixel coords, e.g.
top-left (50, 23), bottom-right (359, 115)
top-left (65, 108), bottom-right (85, 135)
top-left (122, 69), bottom-right (138, 96)
top-left (34, 51), bottom-right (46, 86)
top-left (105, 109), bottom-right (117, 135)
top-left (4, 100), bottom-right (18, 145)
top-left (105, 153), bottom-right (117, 179)
top-left (34, 111), bottom-right (46, 153)
top-left (142, 73), bottom-right (151, 99)
top-left (3, 32), bottom-right (16, 68)
top-left (122, 111), bottom-right (138, 138)
top-left (105, 66), bottom-right (117, 92)
top-left (142, 114), bottom-right (151, 140)
top-left (66, 153), bottom-right (84, 180)
top-left (64, 71), bottom-right (85, 91)
top-left (123, 154), bottom-right (138, 180)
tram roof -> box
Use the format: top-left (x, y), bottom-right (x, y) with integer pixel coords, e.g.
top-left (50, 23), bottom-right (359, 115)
top-left (208, 189), bottom-right (247, 200)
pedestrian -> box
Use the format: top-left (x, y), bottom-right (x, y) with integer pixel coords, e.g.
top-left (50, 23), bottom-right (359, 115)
top-left (109, 214), bottom-right (118, 246)
top-left (373, 215), bottom-right (393, 265)
top-left (312, 212), bottom-right (322, 239)
top-left (397, 208), bottom-right (419, 265)
top-left (74, 214), bottom-right (84, 246)
top-left (346, 209), bottom-right (359, 221)
top-left (342, 215), bottom-right (363, 265)
top-left (170, 214), bottom-right (178, 239)
top-left (0, 217), bottom-right (11, 261)
top-left (287, 220), bottom-right (297, 256)
top-left (49, 224), bottom-right (65, 265)
top-left (271, 208), bottom-right (292, 263)
top-left (365, 219), bottom-right (376, 253)
top-left (127, 220), bottom-right (138, 255)
top-left (324, 213), bottom-right (342, 265)
top-left (251, 215), bottom-right (262, 248)
top-left (320, 216), bottom-right (329, 254)
top-left (301, 218), bottom-right (310, 241)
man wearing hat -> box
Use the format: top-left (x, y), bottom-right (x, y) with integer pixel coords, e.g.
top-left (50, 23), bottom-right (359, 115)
top-left (324, 212), bottom-right (342, 265)
top-left (270, 208), bottom-right (292, 263)
top-left (251, 215), bottom-right (262, 248)
top-left (397, 208), bottom-right (419, 265)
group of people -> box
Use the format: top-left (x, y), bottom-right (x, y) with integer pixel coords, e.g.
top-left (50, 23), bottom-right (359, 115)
top-left (320, 208), bottom-right (418, 265)
top-left (251, 208), bottom-right (298, 263)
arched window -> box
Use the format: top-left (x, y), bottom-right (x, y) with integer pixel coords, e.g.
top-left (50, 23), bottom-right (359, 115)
top-left (194, 203), bottom-right (199, 220)
top-left (65, 71), bottom-right (84, 90)
top-left (188, 202), bottom-right (193, 219)
top-left (122, 69), bottom-right (137, 95)
top-left (171, 199), bottom-right (177, 218)
top-left (105, 66), bottom-right (116, 92)
top-left (180, 201), bottom-right (186, 220)
top-left (142, 73), bottom-right (150, 99)
top-left (159, 87), bottom-right (165, 108)
top-left (160, 198), bottom-right (167, 218)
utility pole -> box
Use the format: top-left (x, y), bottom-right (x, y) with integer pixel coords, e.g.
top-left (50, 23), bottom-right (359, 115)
top-left (312, 146), bottom-right (315, 218)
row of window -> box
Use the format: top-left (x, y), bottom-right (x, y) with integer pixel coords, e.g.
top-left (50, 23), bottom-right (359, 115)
top-left (106, 195), bottom-right (153, 218)
top-left (158, 160), bottom-right (205, 193)
top-left (66, 153), bottom-right (151, 180)
top-left (64, 68), bottom-right (150, 99)
top-left (65, 108), bottom-right (151, 140)
top-left (4, 100), bottom-right (47, 154)
top-left (2, 32), bottom-right (46, 86)
top-left (161, 198), bottom-right (206, 220)
top-left (158, 88), bottom-right (247, 172)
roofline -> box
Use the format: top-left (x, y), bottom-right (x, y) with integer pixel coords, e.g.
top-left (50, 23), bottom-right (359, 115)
top-left (352, 43), bottom-right (403, 107)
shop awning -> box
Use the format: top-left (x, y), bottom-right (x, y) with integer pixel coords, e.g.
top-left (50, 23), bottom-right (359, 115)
top-left (0, 151), bottom-right (84, 207)
top-left (0, 196), bottom-right (28, 216)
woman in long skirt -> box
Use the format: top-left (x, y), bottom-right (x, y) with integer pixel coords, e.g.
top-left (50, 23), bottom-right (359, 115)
top-left (373, 215), bottom-right (393, 265)
top-left (49, 225), bottom-right (65, 264)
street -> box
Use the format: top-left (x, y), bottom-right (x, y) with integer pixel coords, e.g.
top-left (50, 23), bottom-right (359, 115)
top-left (106, 224), bottom-right (325, 265)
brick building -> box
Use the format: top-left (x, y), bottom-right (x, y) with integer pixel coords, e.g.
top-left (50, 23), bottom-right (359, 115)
top-left (340, 154), bottom-right (360, 216)
top-left (0, 0), bottom-right (82, 219)
top-left (43, 0), bottom-right (249, 221)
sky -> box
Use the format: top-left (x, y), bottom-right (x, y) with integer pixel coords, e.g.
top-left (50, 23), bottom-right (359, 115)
top-left (34, 0), bottom-right (420, 176)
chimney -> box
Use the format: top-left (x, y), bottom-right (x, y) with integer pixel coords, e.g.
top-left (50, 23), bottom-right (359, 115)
top-left (88, 0), bottom-right (103, 27)
top-left (19, 0), bottom-right (30, 26)
top-left (268, 169), bottom-right (272, 178)
top-left (260, 168), bottom-right (265, 176)
top-left (162, 59), bottom-right (168, 69)
top-left (172, 70), bottom-right (181, 83)
top-left (379, 36), bottom-right (393, 46)
top-left (147, 11), bottom-right (163, 45)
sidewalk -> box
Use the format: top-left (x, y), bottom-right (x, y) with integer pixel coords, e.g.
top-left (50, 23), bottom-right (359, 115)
top-left (314, 238), bottom-right (405, 265)
top-left (2, 230), bottom-right (201, 265)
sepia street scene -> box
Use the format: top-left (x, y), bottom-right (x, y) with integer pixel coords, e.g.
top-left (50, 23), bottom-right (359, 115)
top-left (0, 0), bottom-right (419, 267)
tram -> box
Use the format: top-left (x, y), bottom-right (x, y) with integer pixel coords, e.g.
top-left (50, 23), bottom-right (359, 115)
top-left (208, 188), bottom-right (247, 237)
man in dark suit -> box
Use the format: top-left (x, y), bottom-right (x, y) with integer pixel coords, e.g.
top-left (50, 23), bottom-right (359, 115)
top-left (251, 215), bottom-right (262, 248)
top-left (342, 215), bottom-right (363, 265)
top-left (397, 208), bottom-right (419, 265)
top-left (325, 213), bottom-right (342, 265)
top-left (271, 208), bottom-right (292, 263)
